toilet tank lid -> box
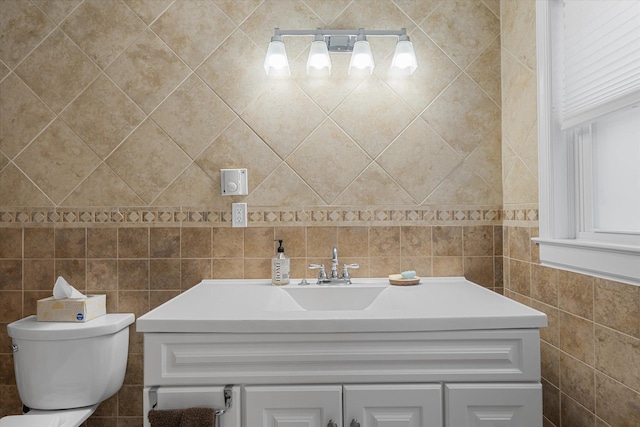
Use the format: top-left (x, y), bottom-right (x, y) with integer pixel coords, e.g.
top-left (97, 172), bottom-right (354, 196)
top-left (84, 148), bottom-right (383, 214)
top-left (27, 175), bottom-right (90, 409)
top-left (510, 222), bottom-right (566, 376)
top-left (7, 313), bottom-right (135, 341)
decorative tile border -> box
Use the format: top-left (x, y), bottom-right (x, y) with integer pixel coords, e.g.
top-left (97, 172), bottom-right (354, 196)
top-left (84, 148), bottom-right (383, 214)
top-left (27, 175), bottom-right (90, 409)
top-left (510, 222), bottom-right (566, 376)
top-left (0, 207), bottom-right (534, 227)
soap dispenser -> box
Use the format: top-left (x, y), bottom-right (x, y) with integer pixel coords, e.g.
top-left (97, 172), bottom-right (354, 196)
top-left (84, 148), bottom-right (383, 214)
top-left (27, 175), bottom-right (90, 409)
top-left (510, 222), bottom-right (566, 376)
top-left (271, 239), bottom-right (290, 286)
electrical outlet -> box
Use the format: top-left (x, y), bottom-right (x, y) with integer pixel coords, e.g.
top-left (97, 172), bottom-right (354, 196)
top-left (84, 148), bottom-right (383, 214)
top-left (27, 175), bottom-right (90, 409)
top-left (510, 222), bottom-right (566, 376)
top-left (232, 203), bottom-right (247, 228)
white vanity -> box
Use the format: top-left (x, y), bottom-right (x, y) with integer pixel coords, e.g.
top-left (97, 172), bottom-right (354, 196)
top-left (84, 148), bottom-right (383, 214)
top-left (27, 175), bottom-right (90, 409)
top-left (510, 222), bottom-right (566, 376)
top-left (137, 277), bottom-right (547, 427)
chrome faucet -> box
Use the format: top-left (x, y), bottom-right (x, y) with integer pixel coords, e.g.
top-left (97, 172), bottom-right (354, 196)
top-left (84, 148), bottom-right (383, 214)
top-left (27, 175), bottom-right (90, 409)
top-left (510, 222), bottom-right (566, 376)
top-left (331, 246), bottom-right (339, 279)
top-left (308, 246), bottom-right (359, 285)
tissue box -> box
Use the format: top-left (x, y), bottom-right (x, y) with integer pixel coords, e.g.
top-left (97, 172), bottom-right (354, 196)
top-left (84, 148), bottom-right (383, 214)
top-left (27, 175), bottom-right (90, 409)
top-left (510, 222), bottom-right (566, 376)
top-left (37, 295), bottom-right (106, 322)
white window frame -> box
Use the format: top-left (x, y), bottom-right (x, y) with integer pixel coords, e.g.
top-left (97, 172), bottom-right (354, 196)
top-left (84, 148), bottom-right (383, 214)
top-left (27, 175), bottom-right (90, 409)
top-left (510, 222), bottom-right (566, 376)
top-left (535, 0), bottom-right (640, 286)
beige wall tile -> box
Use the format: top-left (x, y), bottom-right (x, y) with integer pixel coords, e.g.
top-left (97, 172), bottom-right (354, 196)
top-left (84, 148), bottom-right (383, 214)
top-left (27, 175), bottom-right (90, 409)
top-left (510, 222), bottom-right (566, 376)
top-left (421, 0), bottom-right (499, 69)
top-left (531, 264), bottom-right (559, 307)
top-left (0, 1), bottom-right (56, 68)
top-left (150, 259), bottom-right (180, 291)
top-left (87, 259), bottom-right (117, 291)
top-left (595, 326), bottom-right (640, 391)
top-left (213, 0), bottom-right (263, 26)
top-left (123, 0), bottom-right (173, 25)
top-left (15, 120), bottom-right (101, 204)
top-left (182, 228), bottom-right (212, 259)
top-left (379, 119), bottom-right (461, 202)
top-left (106, 30), bottom-right (189, 113)
top-left (594, 278), bottom-right (640, 338)
top-left (118, 228), bottom-right (149, 259)
top-left (61, 0), bottom-right (146, 69)
top-left (196, 29), bottom-right (267, 113)
top-left (464, 256), bottom-right (494, 288)
top-left (0, 74), bottom-right (55, 159)
top-left (181, 259), bottom-right (212, 290)
top-left (150, 228), bottom-right (180, 259)
top-left (560, 393), bottom-right (595, 427)
top-left (424, 74), bottom-right (500, 157)
top-left (333, 77), bottom-right (413, 158)
top-left (15, 29), bottom-right (99, 113)
top-left (595, 372), bottom-right (640, 427)
top-left (106, 120), bottom-right (191, 204)
top-left (242, 82), bottom-right (325, 158)
top-left (244, 227), bottom-right (274, 258)
top-left (369, 226), bottom-right (400, 258)
top-left (433, 226), bottom-right (462, 256)
top-left (61, 75), bottom-right (145, 159)
top-left (152, 0), bottom-right (234, 68)
top-left (333, 163), bottom-right (414, 206)
top-left (560, 352), bottom-right (595, 412)
top-left (33, 0), bottom-right (83, 24)
top-left (467, 37), bottom-right (501, 105)
top-left (432, 256), bottom-right (463, 276)
top-left (560, 311), bottom-right (594, 365)
top-left (0, 260), bottom-right (22, 291)
top-left (152, 75), bottom-right (236, 159)
top-left (288, 120), bottom-right (370, 203)
top-left (88, 228), bottom-right (118, 259)
top-left (559, 272), bottom-right (594, 321)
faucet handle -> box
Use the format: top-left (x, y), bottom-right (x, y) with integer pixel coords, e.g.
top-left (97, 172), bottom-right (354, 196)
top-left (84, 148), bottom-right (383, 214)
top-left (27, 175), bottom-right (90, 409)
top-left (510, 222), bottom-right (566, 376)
top-left (340, 263), bottom-right (359, 281)
top-left (308, 264), bottom-right (327, 280)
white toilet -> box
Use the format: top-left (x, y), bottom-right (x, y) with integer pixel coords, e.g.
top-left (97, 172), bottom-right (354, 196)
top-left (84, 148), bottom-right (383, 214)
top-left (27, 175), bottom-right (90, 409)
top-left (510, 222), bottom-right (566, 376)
top-left (1, 313), bottom-right (135, 427)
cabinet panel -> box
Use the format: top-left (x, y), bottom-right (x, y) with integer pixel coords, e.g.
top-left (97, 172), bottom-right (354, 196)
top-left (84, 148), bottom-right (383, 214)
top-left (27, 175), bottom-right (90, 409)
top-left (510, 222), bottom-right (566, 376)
top-left (245, 385), bottom-right (342, 427)
top-left (344, 384), bottom-right (442, 427)
top-left (445, 383), bottom-right (542, 427)
top-left (144, 329), bottom-right (540, 386)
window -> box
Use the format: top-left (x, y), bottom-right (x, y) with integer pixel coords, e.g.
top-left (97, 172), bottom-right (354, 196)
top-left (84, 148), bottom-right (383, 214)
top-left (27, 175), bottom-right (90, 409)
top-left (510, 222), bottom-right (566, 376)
top-left (535, 0), bottom-right (640, 285)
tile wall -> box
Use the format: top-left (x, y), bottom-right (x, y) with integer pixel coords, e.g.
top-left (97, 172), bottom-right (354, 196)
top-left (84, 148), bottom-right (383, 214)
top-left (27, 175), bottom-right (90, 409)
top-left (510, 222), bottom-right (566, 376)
top-left (501, 1), bottom-right (640, 426)
top-left (1, 1), bottom-right (505, 425)
top-left (1, 0), bottom-right (637, 426)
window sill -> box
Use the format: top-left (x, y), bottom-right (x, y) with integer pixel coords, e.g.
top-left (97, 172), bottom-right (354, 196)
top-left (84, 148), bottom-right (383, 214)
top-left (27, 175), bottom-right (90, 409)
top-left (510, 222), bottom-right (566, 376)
top-left (533, 238), bottom-right (640, 286)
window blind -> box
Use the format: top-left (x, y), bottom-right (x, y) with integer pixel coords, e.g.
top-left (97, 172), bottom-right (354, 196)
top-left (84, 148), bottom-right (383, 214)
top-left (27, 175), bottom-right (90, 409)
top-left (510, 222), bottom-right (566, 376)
top-left (562, 0), bottom-right (640, 129)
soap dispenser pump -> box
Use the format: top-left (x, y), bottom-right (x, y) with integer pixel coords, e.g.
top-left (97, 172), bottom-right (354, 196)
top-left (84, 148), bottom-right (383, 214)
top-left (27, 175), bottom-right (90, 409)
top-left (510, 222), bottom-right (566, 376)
top-left (271, 239), bottom-right (290, 286)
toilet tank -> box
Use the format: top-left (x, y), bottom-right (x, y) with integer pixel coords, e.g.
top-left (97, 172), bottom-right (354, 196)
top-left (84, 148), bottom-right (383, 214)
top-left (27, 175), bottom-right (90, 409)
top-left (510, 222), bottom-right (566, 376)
top-left (7, 313), bottom-right (135, 410)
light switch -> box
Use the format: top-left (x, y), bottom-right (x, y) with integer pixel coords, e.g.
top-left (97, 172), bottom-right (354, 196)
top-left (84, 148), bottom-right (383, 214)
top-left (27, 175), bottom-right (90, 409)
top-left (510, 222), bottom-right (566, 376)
top-left (220, 168), bottom-right (248, 196)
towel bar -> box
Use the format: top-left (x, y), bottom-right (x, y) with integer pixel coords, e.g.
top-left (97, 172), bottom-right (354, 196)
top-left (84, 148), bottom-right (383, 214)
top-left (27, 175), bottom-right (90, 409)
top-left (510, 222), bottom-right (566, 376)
top-left (149, 384), bottom-right (233, 415)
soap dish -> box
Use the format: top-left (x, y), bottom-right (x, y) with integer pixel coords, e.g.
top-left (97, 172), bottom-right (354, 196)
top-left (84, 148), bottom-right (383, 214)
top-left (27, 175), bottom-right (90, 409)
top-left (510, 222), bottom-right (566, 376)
top-left (388, 274), bottom-right (420, 286)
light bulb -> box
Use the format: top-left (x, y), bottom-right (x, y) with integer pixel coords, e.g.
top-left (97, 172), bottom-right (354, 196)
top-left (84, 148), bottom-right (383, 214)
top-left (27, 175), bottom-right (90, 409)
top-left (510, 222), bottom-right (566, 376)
top-left (306, 40), bottom-right (331, 75)
top-left (349, 40), bottom-right (375, 75)
top-left (389, 40), bottom-right (417, 76)
top-left (264, 39), bottom-right (290, 76)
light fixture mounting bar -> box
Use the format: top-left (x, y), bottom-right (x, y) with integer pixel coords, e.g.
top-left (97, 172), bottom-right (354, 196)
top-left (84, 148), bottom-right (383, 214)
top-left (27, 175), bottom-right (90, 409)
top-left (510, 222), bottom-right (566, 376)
top-left (273, 28), bottom-right (407, 38)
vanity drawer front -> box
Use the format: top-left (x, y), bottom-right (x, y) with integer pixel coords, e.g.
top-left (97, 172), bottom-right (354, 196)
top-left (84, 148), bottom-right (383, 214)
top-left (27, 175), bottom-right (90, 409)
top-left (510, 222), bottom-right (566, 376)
top-left (144, 329), bottom-right (540, 386)
top-left (445, 383), bottom-right (543, 427)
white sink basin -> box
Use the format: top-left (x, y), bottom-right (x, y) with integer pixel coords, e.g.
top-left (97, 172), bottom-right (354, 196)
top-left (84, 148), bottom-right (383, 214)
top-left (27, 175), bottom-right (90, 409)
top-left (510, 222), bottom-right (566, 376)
top-left (280, 284), bottom-right (388, 311)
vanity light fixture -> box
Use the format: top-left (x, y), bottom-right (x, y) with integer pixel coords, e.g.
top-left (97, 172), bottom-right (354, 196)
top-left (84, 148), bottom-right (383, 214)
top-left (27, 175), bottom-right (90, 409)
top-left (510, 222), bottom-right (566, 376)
top-left (265, 27), bottom-right (417, 77)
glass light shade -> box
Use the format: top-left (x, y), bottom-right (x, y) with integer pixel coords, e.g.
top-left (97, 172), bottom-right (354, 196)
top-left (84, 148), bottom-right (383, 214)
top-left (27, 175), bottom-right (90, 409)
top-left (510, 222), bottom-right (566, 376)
top-left (389, 40), bottom-right (417, 76)
top-left (306, 40), bottom-right (331, 75)
top-left (348, 40), bottom-right (375, 75)
top-left (264, 40), bottom-right (290, 76)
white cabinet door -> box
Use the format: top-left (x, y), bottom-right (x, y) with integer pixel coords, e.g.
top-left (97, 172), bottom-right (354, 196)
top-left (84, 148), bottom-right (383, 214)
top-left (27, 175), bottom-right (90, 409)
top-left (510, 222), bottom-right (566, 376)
top-left (445, 383), bottom-right (542, 427)
top-left (244, 385), bottom-right (342, 427)
top-left (344, 384), bottom-right (442, 427)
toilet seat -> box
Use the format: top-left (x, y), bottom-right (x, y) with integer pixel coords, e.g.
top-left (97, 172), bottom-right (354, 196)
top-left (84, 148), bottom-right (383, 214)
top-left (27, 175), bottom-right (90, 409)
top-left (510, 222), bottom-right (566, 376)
top-left (0, 405), bottom-right (97, 427)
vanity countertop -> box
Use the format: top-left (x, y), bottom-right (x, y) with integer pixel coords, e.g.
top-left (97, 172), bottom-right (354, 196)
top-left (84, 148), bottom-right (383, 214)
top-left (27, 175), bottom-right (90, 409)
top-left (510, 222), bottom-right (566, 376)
top-left (137, 277), bottom-right (546, 334)
top-left (136, 277), bottom-right (547, 333)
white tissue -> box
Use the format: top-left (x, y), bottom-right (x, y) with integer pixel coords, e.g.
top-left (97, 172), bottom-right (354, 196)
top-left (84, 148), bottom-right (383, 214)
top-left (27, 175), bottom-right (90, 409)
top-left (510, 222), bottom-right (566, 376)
top-left (53, 276), bottom-right (85, 299)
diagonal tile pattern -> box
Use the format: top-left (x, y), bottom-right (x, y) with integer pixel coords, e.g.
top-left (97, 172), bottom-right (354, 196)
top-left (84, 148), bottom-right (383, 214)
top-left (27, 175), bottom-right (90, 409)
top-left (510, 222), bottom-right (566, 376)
top-left (1, 0), bottom-right (501, 210)
top-left (61, 0), bottom-right (146, 69)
